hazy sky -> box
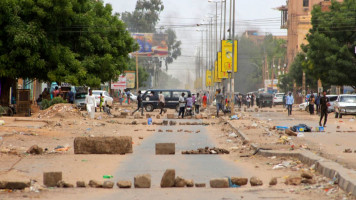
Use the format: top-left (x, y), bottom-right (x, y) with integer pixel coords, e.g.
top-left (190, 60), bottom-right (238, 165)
top-left (103, 0), bottom-right (287, 83)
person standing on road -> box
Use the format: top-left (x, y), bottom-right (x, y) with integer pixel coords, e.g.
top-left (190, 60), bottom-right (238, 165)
top-left (308, 93), bottom-right (315, 115)
top-left (118, 90), bottom-right (123, 105)
top-left (68, 90), bottom-right (74, 104)
top-left (315, 93), bottom-right (321, 114)
top-left (132, 90), bottom-right (143, 116)
top-left (158, 91), bottom-right (165, 115)
top-left (286, 92), bottom-right (294, 116)
top-left (178, 93), bottom-right (186, 118)
top-left (126, 90), bottom-right (131, 104)
top-left (215, 90), bottom-right (224, 117)
top-left (99, 93), bottom-right (104, 112)
top-left (319, 91), bottom-right (329, 127)
top-left (246, 95), bottom-right (251, 108)
top-left (195, 93), bottom-right (202, 114)
top-left (251, 94), bottom-right (255, 107)
top-left (202, 93), bottom-right (207, 108)
top-left (85, 89), bottom-right (97, 119)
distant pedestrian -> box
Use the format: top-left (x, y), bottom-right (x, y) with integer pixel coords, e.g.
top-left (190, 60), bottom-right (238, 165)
top-left (202, 93), bottom-right (207, 108)
top-left (215, 90), bottom-right (224, 117)
top-left (99, 93), bottom-right (104, 112)
top-left (286, 92), bottom-right (294, 116)
top-left (85, 89), bottom-right (97, 119)
top-left (132, 90), bottom-right (143, 116)
top-left (178, 93), bottom-right (186, 118)
top-left (68, 90), bottom-right (74, 104)
top-left (52, 86), bottom-right (59, 98)
top-left (195, 93), bottom-right (202, 114)
top-left (246, 95), bottom-right (251, 108)
top-left (158, 91), bottom-right (165, 115)
top-left (308, 93), bottom-right (315, 115)
top-left (319, 91), bottom-right (329, 127)
top-left (126, 90), bottom-right (131, 104)
top-left (118, 89), bottom-right (123, 105)
top-left (315, 93), bottom-right (321, 114)
top-left (251, 94), bottom-right (255, 107)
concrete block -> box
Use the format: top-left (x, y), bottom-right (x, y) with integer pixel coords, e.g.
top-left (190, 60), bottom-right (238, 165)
top-left (43, 172), bottom-right (62, 187)
top-left (155, 143), bottom-right (175, 155)
top-left (167, 114), bottom-right (175, 119)
top-left (74, 136), bottom-right (132, 154)
top-left (210, 178), bottom-right (229, 188)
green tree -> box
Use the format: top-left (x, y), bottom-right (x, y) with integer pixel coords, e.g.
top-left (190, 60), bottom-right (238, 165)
top-left (287, 52), bottom-right (317, 90)
top-left (0, 0), bottom-right (137, 87)
top-left (126, 58), bottom-right (149, 87)
top-left (121, 0), bottom-right (164, 33)
top-left (303, 0), bottom-right (356, 88)
top-left (164, 28), bottom-right (182, 69)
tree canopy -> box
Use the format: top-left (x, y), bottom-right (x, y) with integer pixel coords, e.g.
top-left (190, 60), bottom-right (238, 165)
top-left (303, 0), bottom-right (356, 88)
top-left (0, 0), bottom-right (137, 87)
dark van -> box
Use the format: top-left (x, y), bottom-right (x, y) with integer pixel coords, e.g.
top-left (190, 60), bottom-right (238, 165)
top-left (142, 89), bottom-right (191, 112)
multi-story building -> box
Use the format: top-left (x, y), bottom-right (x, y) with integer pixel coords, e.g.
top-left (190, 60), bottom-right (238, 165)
top-left (277, 0), bottom-right (342, 71)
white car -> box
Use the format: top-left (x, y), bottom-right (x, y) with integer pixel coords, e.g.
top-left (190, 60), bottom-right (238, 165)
top-left (334, 94), bottom-right (356, 118)
top-left (130, 93), bottom-right (138, 102)
top-left (273, 93), bottom-right (284, 105)
top-left (92, 90), bottom-right (113, 107)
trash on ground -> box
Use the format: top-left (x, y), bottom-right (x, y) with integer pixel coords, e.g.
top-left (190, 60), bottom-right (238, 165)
top-left (230, 115), bottom-right (239, 120)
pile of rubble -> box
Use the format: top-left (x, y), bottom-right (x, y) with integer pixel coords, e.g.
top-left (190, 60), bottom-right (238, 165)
top-left (35, 104), bottom-right (82, 119)
top-left (181, 147), bottom-right (230, 155)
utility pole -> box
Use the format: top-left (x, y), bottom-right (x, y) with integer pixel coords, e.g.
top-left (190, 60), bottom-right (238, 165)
top-left (230, 0), bottom-right (235, 114)
top-left (136, 53), bottom-right (139, 92)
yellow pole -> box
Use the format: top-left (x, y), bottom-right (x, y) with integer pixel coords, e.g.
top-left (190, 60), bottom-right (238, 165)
top-left (136, 53), bottom-right (139, 92)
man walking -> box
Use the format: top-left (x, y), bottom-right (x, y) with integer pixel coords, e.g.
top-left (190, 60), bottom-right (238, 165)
top-left (178, 93), bottom-right (186, 118)
top-left (319, 91), bottom-right (329, 127)
top-left (195, 93), bottom-right (202, 114)
top-left (286, 92), bottom-right (294, 116)
top-left (215, 89), bottom-right (224, 117)
top-left (158, 91), bottom-right (165, 115)
top-left (315, 93), bottom-right (321, 114)
top-left (85, 89), bottom-right (97, 119)
top-left (132, 90), bottom-right (143, 116)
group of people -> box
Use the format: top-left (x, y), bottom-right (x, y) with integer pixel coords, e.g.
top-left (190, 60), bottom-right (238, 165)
top-left (235, 94), bottom-right (255, 108)
top-left (284, 91), bottom-right (329, 127)
top-left (118, 89), bottom-right (132, 105)
top-left (178, 93), bottom-right (205, 118)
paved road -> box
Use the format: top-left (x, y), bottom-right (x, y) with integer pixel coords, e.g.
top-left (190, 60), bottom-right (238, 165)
top-left (95, 119), bottom-right (248, 200)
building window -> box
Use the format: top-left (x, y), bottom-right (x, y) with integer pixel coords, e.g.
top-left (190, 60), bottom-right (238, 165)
top-left (303, 0), bottom-right (309, 7)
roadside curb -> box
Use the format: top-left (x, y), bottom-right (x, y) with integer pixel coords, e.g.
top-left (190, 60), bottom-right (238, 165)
top-left (224, 119), bottom-right (356, 196)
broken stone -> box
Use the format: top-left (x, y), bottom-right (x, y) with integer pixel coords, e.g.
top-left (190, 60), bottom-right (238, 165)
top-left (231, 177), bottom-right (248, 186)
top-left (57, 180), bottom-right (74, 188)
top-left (74, 136), bottom-right (132, 154)
top-left (139, 136), bottom-right (143, 140)
top-left (285, 176), bottom-right (302, 185)
top-left (269, 177), bottom-right (277, 186)
top-left (134, 174), bottom-right (151, 188)
top-left (155, 143), bottom-right (175, 155)
top-left (158, 129), bottom-right (163, 132)
top-left (285, 129), bottom-right (297, 136)
top-left (250, 177), bottom-right (263, 186)
top-left (344, 148), bottom-right (352, 153)
top-left (163, 120), bottom-right (168, 126)
top-left (117, 181), bottom-right (132, 188)
top-left (0, 181), bottom-right (30, 190)
top-left (185, 179), bottom-right (194, 187)
top-left (146, 114), bottom-right (151, 118)
top-left (160, 169), bottom-right (175, 188)
top-left (89, 180), bottom-right (102, 188)
top-left (301, 172), bottom-right (313, 179)
top-left (166, 130), bottom-right (173, 132)
top-left (156, 115), bottom-right (160, 119)
top-left (169, 121), bottom-right (177, 126)
top-left (121, 112), bottom-right (128, 116)
top-left (103, 181), bottom-right (114, 189)
top-left (174, 176), bottom-right (186, 187)
top-left (131, 120), bottom-right (137, 125)
top-left (195, 183), bottom-right (206, 187)
top-left (167, 114), bottom-right (175, 119)
top-left (195, 114), bottom-right (202, 119)
top-left (27, 145), bottom-right (43, 155)
top-left (76, 181), bottom-right (86, 188)
top-left (43, 172), bottom-right (62, 187)
top-left (301, 179), bottom-right (316, 185)
top-left (210, 178), bottom-right (229, 188)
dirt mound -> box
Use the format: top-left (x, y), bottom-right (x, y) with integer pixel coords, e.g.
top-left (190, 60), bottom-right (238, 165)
top-left (34, 103), bottom-right (82, 119)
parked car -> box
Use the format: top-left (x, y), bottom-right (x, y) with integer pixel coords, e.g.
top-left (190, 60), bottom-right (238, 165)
top-left (273, 93), bottom-right (285, 106)
top-left (256, 93), bottom-right (273, 108)
top-left (74, 93), bottom-right (87, 110)
top-left (142, 89), bottom-right (191, 112)
top-left (92, 90), bottom-right (113, 107)
top-left (334, 94), bottom-right (356, 118)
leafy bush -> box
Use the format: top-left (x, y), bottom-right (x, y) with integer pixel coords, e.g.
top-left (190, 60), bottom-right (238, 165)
top-left (41, 97), bottom-right (67, 110)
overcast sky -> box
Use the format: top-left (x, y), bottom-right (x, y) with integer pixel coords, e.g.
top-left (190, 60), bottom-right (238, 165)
top-left (103, 0), bottom-right (287, 83)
